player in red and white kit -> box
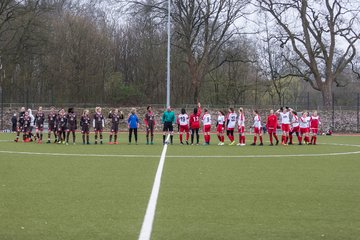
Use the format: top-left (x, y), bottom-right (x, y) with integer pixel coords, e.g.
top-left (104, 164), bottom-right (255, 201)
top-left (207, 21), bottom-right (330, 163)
top-left (189, 103), bottom-right (202, 145)
top-left (177, 108), bottom-right (190, 145)
top-left (202, 108), bottom-right (211, 145)
top-left (216, 111), bottom-right (225, 145)
top-left (266, 109), bottom-right (279, 146)
top-left (310, 111), bottom-right (321, 145)
top-left (276, 107), bottom-right (291, 145)
top-left (236, 107), bottom-right (246, 146)
top-left (250, 110), bottom-right (263, 146)
top-left (289, 111), bottom-right (301, 145)
top-left (299, 111), bottom-right (310, 145)
top-left (226, 108), bottom-right (237, 145)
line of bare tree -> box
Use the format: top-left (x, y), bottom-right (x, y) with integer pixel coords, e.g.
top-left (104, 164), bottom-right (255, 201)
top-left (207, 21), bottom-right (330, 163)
top-left (0, 0), bottom-right (359, 109)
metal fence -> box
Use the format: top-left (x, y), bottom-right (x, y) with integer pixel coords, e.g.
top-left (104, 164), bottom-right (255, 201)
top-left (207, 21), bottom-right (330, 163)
top-left (1, 94), bottom-right (360, 133)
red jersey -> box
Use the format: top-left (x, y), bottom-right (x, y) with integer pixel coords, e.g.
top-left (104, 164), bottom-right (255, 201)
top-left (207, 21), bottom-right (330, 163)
top-left (310, 116), bottom-right (321, 129)
top-left (189, 107), bottom-right (202, 129)
top-left (266, 114), bottom-right (278, 129)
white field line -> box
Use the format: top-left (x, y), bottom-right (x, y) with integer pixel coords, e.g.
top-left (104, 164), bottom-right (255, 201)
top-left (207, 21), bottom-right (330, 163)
top-left (0, 150), bottom-right (159, 158)
top-left (0, 143), bottom-right (360, 159)
top-left (167, 151), bottom-right (360, 158)
top-left (138, 134), bottom-right (170, 240)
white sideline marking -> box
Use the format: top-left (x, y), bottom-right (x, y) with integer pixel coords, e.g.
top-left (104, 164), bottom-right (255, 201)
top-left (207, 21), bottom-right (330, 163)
top-left (0, 150), bottom-right (159, 158)
top-left (167, 151), bottom-right (360, 158)
top-left (138, 134), bottom-right (170, 240)
top-left (1, 143), bottom-right (360, 159)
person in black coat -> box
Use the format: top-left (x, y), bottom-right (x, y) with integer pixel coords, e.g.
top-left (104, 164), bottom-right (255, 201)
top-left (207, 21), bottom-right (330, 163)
top-left (11, 113), bottom-right (17, 132)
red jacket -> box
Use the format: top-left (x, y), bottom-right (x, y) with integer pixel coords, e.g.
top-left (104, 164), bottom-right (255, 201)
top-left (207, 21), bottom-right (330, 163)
top-left (266, 114), bottom-right (278, 129)
top-left (189, 107), bottom-right (202, 129)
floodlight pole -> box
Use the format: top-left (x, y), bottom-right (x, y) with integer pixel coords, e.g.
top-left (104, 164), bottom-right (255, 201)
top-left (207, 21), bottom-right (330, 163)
top-left (166, 0), bottom-right (171, 108)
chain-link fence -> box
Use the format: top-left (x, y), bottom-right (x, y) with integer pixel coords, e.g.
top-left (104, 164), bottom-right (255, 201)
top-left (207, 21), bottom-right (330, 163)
top-left (1, 93), bottom-right (360, 133)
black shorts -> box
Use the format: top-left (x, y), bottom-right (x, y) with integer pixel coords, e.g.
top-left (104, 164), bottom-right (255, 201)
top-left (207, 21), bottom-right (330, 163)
top-left (58, 126), bottom-right (67, 132)
top-left (94, 124), bottom-right (103, 132)
top-left (48, 124), bottom-right (55, 131)
top-left (36, 123), bottom-right (44, 131)
top-left (147, 124), bottom-right (154, 134)
top-left (82, 125), bottom-right (90, 134)
top-left (111, 124), bottom-right (119, 133)
top-left (68, 125), bottom-right (76, 132)
top-left (163, 122), bottom-right (173, 132)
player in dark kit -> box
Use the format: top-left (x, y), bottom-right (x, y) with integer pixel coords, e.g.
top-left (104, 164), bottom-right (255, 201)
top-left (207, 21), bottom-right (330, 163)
top-left (14, 107), bottom-right (26, 142)
top-left (93, 107), bottom-right (105, 144)
top-left (56, 109), bottom-right (68, 144)
top-left (144, 106), bottom-right (156, 145)
top-left (34, 106), bottom-right (45, 143)
top-left (66, 108), bottom-right (77, 145)
top-left (47, 106), bottom-right (58, 143)
top-left (80, 109), bottom-right (91, 144)
top-left (22, 111), bottom-right (32, 142)
top-left (108, 108), bottom-right (124, 144)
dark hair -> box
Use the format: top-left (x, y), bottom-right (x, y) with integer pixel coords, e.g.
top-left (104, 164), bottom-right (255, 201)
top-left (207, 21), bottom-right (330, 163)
top-left (220, 111), bottom-right (225, 115)
top-left (147, 105), bottom-right (151, 111)
top-left (293, 111), bottom-right (297, 115)
top-left (280, 107), bottom-right (284, 111)
top-left (229, 107), bottom-right (234, 112)
top-left (204, 108), bottom-right (208, 113)
top-left (254, 109), bottom-right (259, 114)
top-left (193, 108), bottom-right (198, 114)
top-left (181, 108), bottom-right (186, 114)
top-left (68, 107), bottom-right (74, 113)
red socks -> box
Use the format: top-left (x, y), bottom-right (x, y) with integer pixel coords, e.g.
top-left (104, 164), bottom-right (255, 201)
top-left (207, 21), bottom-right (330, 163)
top-left (274, 134), bottom-right (279, 141)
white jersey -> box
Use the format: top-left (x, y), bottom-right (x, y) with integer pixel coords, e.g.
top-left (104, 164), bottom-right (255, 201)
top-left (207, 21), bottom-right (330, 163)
top-left (292, 115), bottom-right (299, 128)
top-left (227, 112), bottom-right (237, 129)
top-left (202, 113), bottom-right (211, 126)
top-left (217, 115), bottom-right (225, 125)
top-left (253, 114), bottom-right (262, 129)
top-left (237, 113), bottom-right (245, 127)
top-left (280, 112), bottom-right (291, 124)
top-left (178, 113), bottom-right (189, 126)
top-left (299, 116), bottom-right (310, 128)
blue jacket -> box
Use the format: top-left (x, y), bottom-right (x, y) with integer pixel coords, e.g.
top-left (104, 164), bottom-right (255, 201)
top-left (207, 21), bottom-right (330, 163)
top-left (128, 114), bottom-right (139, 128)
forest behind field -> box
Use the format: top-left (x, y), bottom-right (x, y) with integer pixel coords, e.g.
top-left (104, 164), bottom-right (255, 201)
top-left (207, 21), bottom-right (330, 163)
top-left (0, 0), bottom-right (359, 108)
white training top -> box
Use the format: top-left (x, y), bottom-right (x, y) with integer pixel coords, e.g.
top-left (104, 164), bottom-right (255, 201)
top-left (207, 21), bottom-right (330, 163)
top-left (253, 114), bottom-right (262, 128)
top-left (238, 113), bottom-right (245, 127)
top-left (280, 112), bottom-right (291, 124)
top-left (178, 113), bottom-right (189, 126)
top-left (202, 113), bottom-right (212, 126)
top-left (292, 115), bottom-right (299, 128)
top-left (217, 115), bottom-right (225, 125)
top-left (299, 116), bottom-right (310, 128)
top-left (227, 112), bottom-right (237, 129)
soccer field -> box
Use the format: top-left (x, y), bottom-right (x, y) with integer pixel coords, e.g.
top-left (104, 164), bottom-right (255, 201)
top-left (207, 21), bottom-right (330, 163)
top-left (0, 133), bottom-right (359, 240)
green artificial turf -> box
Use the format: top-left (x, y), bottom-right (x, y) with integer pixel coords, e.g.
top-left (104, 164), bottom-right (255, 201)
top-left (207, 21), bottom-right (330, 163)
top-left (1, 133), bottom-right (360, 240)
